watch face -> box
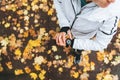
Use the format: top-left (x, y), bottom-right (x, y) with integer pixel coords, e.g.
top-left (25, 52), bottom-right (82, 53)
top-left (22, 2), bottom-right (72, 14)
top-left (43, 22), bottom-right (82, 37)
top-left (66, 39), bottom-right (71, 45)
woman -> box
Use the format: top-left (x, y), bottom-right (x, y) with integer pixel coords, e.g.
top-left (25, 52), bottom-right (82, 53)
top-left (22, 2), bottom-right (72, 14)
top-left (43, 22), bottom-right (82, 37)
top-left (54, 0), bottom-right (119, 64)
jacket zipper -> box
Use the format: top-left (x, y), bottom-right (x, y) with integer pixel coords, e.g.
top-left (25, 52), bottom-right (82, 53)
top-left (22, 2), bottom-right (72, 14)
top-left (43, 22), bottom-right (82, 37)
top-left (70, 0), bottom-right (97, 29)
top-left (70, 0), bottom-right (79, 29)
top-left (70, 0), bottom-right (77, 15)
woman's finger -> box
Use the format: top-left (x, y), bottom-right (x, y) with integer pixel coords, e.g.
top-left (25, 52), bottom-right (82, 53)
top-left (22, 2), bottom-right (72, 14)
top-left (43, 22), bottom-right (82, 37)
top-left (58, 32), bottom-right (66, 46)
top-left (55, 33), bottom-right (60, 45)
top-left (67, 30), bottom-right (73, 39)
top-left (62, 32), bottom-right (66, 46)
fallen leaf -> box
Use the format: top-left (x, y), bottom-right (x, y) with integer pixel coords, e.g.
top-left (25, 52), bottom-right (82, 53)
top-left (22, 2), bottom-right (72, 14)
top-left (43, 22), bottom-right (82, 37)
top-left (14, 69), bottom-right (24, 75)
top-left (58, 67), bottom-right (63, 73)
top-left (80, 73), bottom-right (89, 80)
top-left (4, 22), bottom-right (10, 28)
top-left (39, 70), bottom-right (46, 80)
top-left (71, 71), bottom-right (79, 79)
top-left (34, 56), bottom-right (44, 65)
top-left (0, 38), bottom-right (9, 47)
top-left (0, 64), bottom-right (3, 72)
top-left (30, 72), bottom-right (38, 80)
top-left (14, 48), bottom-right (22, 57)
top-left (52, 45), bottom-right (57, 52)
top-left (24, 66), bottom-right (31, 74)
top-left (6, 62), bottom-right (13, 70)
top-left (34, 64), bottom-right (41, 71)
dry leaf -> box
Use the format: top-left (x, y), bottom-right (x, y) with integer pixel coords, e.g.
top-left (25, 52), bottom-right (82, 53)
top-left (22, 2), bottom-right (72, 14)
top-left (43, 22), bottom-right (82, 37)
top-left (34, 56), bottom-right (44, 65)
top-left (90, 62), bottom-right (95, 71)
top-left (30, 72), bottom-right (38, 80)
top-left (14, 69), bottom-right (24, 75)
top-left (72, 71), bottom-right (79, 79)
top-left (6, 62), bottom-right (13, 70)
top-left (24, 66), bottom-right (31, 74)
top-left (34, 64), bottom-right (41, 71)
top-left (0, 64), bottom-right (3, 72)
top-left (52, 45), bottom-right (57, 52)
top-left (14, 48), bottom-right (22, 57)
top-left (39, 70), bottom-right (46, 80)
top-left (97, 51), bottom-right (105, 62)
top-left (111, 56), bottom-right (120, 66)
top-left (4, 23), bottom-right (10, 28)
top-left (80, 73), bottom-right (89, 80)
top-left (58, 67), bottom-right (63, 73)
top-left (0, 38), bottom-right (9, 47)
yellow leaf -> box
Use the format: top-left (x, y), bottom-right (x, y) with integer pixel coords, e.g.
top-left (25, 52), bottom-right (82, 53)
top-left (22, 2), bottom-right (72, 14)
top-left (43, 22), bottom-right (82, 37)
top-left (14, 48), bottom-right (22, 56)
top-left (34, 56), bottom-right (44, 65)
top-left (103, 74), bottom-right (113, 80)
top-left (30, 73), bottom-right (38, 80)
top-left (0, 38), bottom-right (9, 47)
top-left (47, 50), bottom-right (51, 54)
top-left (96, 69), bottom-right (114, 80)
top-left (65, 55), bottom-right (74, 68)
top-left (39, 28), bottom-right (46, 36)
top-left (52, 45), bottom-right (57, 52)
top-left (72, 71), bottom-right (79, 79)
top-left (16, 23), bottom-right (21, 27)
top-left (14, 69), bottom-right (24, 75)
top-left (47, 61), bottom-right (52, 67)
top-left (41, 70), bottom-right (46, 75)
top-left (24, 66), bottom-right (31, 74)
top-left (29, 39), bottom-right (40, 47)
top-left (83, 63), bottom-right (90, 72)
top-left (97, 51), bottom-right (105, 62)
top-left (6, 62), bottom-right (13, 70)
top-left (4, 23), bottom-right (10, 28)
top-left (39, 73), bottom-right (45, 80)
top-left (104, 57), bottom-right (109, 64)
top-left (17, 10), bottom-right (24, 15)
top-left (39, 70), bottom-right (46, 80)
top-left (24, 10), bottom-right (28, 15)
top-left (23, 31), bottom-right (29, 37)
top-left (32, 5), bottom-right (39, 11)
top-left (34, 64), bottom-right (41, 71)
top-left (24, 16), bottom-right (29, 21)
top-left (58, 67), bottom-right (63, 73)
top-left (90, 62), bottom-right (95, 71)
top-left (0, 64), bottom-right (3, 72)
top-left (48, 9), bottom-right (54, 15)
top-left (80, 73), bottom-right (89, 80)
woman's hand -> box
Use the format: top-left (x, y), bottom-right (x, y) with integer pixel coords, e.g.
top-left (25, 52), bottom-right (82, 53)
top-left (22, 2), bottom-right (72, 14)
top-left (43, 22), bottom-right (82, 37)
top-left (55, 32), bottom-right (66, 46)
top-left (93, 0), bottom-right (115, 8)
top-left (55, 30), bottom-right (73, 46)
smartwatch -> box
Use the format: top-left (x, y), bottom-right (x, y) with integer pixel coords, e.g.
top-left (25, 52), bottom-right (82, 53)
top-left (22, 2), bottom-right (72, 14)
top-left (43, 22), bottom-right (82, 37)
top-left (66, 38), bottom-right (72, 47)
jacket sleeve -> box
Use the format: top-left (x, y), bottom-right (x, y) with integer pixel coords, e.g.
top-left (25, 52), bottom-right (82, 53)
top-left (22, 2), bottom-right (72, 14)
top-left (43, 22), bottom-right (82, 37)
top-left (53, 0), bottom-right (70, 28)
top-left (72, 16), bottom-right (119, 51)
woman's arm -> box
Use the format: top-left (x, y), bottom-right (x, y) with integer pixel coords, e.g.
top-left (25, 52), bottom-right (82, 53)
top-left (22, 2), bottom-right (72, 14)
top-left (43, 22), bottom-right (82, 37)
top-left (72, 16), bottom-right (119, 51)
top-left (53, 0), bottom-right (70, 28)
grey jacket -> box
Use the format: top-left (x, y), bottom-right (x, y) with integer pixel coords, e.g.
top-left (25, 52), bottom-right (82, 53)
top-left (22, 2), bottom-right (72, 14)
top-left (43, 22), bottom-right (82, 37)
top-left (53, 0), bottom-right (120, 51)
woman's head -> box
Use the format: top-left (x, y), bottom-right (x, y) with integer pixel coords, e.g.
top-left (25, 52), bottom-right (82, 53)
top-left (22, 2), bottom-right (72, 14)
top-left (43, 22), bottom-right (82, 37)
top-left (92, 0), bottom-right (115, 8)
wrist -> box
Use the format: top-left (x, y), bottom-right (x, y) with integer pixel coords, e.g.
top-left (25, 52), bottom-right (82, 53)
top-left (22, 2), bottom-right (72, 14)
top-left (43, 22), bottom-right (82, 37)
top-left (60, 27), bottom-right (70, 33)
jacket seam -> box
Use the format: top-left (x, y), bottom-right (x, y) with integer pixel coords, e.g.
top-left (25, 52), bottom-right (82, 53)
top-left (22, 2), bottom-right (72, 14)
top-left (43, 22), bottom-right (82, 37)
top-left (99, 16), bottom-right (118, 35)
